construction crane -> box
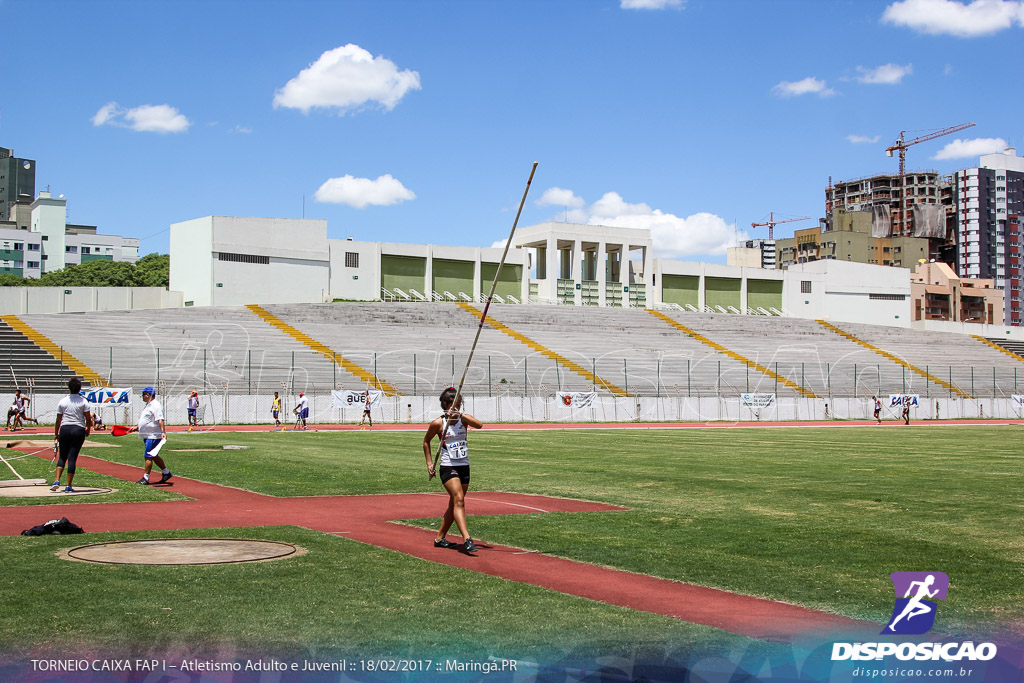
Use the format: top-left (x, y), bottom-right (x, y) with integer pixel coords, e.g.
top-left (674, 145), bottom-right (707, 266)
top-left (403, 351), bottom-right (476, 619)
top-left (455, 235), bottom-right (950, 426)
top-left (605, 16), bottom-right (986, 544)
top-left (885, 122), bottom-right (975, 176)
top-left (885, 122), bottom-right (974, 236)
top-left (751, 212), bottom-right (811, 240)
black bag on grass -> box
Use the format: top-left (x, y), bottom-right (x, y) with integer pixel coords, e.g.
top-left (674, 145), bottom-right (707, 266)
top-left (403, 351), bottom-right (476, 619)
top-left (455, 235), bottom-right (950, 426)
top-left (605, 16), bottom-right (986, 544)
top-left (21, 517), bottom-right (84, 536)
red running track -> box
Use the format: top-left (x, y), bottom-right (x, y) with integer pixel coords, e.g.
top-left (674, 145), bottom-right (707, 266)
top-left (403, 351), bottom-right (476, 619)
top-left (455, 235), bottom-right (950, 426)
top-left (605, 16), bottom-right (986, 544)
top-left (1, 445), bottom-right (880, 643)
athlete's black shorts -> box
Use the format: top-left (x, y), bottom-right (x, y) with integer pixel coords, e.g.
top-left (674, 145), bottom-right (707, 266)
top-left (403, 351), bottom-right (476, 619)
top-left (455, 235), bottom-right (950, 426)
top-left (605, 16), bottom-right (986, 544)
top-left (439, 465), bottom-right (470, 486)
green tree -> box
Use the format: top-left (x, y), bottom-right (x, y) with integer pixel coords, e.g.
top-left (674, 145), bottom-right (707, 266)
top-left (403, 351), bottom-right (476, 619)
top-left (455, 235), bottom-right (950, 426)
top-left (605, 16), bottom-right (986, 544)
top-left (135, 253), bottom-right (170, 287)
top-left (0, 252), bottom-right (171, 288)
top-left (0, 274), bottom-right (31, 287)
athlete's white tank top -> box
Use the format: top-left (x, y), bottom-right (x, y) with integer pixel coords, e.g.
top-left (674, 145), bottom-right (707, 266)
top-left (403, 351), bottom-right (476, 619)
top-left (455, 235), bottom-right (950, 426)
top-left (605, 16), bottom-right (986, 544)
top-left (438, 416), bottom-right (469, 467)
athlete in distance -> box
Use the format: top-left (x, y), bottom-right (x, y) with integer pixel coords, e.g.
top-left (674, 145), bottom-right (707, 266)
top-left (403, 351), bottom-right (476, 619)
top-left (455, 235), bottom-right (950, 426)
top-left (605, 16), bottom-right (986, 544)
top-left (424, 387), bottom-right (483, 554)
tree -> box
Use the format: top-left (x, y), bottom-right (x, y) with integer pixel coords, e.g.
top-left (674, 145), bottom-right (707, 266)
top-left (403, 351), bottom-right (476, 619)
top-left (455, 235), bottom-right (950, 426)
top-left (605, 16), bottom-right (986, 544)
top-left (0, 252), bottom-right (170, 288)
top-left (135, 253), bottom-right (170, 287)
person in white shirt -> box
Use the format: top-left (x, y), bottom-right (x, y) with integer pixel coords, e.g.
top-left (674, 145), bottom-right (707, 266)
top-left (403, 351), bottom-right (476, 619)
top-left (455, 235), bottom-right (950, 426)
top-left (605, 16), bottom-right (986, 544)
top-left (128, 386), bottom-right (171, 485)
top-left (423, 387), bottom-right (483, 554)
top-left (187, 391), bottom-right (200, 428)
top-left (50, 377), bottom-right (93, 493)
top-left (294, 392), bottom-right (309, 430)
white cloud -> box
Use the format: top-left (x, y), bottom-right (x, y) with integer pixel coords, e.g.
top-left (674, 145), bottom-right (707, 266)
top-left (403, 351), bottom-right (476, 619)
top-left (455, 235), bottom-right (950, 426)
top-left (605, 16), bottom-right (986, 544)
top-left (771, 77), bottom-right (836, 98)
top-left (882, 0), bottom-right (1024, 37)
top-left (847, 134), bottom-right (881, 144)
top-left (536, 187), bottom-right (585, 209)
top-left (537, 190), bottom-right (742, 259)
top-left (620, 0), bottom-right (685, 9)
top-left (274, 44), bottom-right (421, 114)
top-left (91, 102), bottom-right (120, 127)
top-left (313, 174), bottom-right (415, 209)
top-left (855, 63), bottom-right (913, 84)
top-left (933, 137), bottom-right (1009, 159)
top-left (229, 125), bottom-right (253, 134)
top-left (90, 102), bottom-right (190, 133)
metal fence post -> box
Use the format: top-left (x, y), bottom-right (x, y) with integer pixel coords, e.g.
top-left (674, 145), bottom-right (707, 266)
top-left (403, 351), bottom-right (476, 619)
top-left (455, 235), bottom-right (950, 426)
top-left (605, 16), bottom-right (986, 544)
top-left (592, 358), bottom-right (596, 393)
top-left (623, 358), bottom-right (627, 395)
top-left (854, 363), bottom-right (857, 399)
top-left (993, 366), bottom-right (997, 398)
top-left (971, 366), bottom-right (975, 397)
top-left (902, 366), bottom-right (906, 395)
top-left (413, 353), bottom-right (417, 396)
top-left (488, 356), bottom-right (491, 397)
top-left (926, 365), bottom-right (929, 398)
top-left (687, 359), bottom-right (691, 397)
top-left (657, 358), bottom-right (661, 398)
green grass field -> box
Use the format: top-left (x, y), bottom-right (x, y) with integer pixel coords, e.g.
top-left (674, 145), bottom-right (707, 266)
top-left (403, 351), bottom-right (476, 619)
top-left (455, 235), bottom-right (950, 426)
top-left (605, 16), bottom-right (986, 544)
top-left (1, 425), bottom-right (1021, 665)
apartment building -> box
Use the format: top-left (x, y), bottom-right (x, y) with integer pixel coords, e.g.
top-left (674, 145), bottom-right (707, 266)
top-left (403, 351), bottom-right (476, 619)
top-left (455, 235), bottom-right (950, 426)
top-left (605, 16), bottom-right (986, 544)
top-left (950, 148), bottom-right (1024, 326)
top-left (776, 212), bottom-right (930, 270)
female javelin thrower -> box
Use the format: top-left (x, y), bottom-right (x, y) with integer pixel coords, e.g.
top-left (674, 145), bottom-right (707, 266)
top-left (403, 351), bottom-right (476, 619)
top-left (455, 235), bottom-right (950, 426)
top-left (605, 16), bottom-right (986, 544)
top-left (423, 387), bottom-right (482, 554)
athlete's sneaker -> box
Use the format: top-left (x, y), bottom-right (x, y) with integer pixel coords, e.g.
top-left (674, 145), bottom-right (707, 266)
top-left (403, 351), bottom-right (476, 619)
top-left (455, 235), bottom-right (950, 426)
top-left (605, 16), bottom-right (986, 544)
top-left (158, 472), bottom-right (173, 484)
top-left (433, 537), bottom-right (456, 549)
top-left (49, 481), bottom-right (60, 491)
top-left (63, 486), bottom-right (75, 493)
top-left (136, 477), bottom-right (150, 485)
top-left (463, 538), bottom-right (478, 554)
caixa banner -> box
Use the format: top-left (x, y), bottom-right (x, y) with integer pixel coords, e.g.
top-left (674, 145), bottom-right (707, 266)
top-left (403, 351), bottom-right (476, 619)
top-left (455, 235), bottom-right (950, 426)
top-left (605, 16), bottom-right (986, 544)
top-left (331, 390), bottom-right (384, 409)
top-left (889, 394), bottom-right (920, 407)
top-left (80, 388), bottom-right (132, 405)
top-left (741, 393), bottom-right (776, 408)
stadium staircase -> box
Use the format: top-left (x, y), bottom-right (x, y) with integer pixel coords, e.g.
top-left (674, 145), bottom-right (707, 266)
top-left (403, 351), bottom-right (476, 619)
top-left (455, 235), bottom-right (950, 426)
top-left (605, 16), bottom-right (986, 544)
top-left (816, 320), bottom-right (971, 398)
top-left (0, 316), bottom-right (103, 389)
top-left (456, 302), bottom-right (628, 396)
top-left (245, 304), bottom-right (400, 395)
top-left (648, 310), bottom-right (819, 398)
top-left (973, 335), bottom-right (1024, 364)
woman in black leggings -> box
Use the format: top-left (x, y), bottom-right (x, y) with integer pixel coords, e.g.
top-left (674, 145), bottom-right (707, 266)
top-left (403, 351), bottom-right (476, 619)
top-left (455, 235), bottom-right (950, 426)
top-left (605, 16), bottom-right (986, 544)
top-left (51, 377), bottom-right (93, 493)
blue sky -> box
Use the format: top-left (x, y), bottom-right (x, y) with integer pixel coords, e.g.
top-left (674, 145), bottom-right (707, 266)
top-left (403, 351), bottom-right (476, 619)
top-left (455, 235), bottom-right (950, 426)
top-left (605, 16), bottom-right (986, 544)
top-left (2, 0), bottom-right (1022, 262)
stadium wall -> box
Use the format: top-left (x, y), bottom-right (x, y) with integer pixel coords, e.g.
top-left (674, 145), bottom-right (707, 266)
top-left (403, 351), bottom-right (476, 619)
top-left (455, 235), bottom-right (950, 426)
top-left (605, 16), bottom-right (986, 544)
top-left (0, 287), bottom-right (182, 314)
top-left (12, 393), bottom-right (1022, 427)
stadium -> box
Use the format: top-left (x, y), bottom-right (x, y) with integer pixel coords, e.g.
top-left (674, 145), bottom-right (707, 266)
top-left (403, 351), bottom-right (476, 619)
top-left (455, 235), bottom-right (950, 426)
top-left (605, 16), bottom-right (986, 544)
top-left (1, 207), bottom-right (1023, 683)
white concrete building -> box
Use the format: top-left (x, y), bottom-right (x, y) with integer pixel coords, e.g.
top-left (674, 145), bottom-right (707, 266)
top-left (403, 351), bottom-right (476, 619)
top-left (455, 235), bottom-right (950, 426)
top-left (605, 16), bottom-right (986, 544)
top-left (511, 222), bottom-right (652, 307)
top-left (784, 259), bottom-right (911, 326)
top-left (169, 215), bottom-right (528, 307)
top-left (169, 215), bottom-right (921, 328)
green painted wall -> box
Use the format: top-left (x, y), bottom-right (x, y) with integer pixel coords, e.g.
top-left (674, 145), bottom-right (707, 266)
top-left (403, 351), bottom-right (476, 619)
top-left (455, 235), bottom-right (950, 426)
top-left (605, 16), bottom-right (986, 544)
top-left (0, 249), bottom-right (24, 262)
top-left (746, 279), bottom-right (782, 311)
top-left (480, 263), bottom-right (522, 299)
top-left (0, 266), bottom-right (22, 276)
top-left (381, 255), bottom-right (426, 294)
top-left (705, 277), bottom-right (741, 311)
top-left (80, 254), bottom-right (113, 263)
top-left (662, 275), bottom-right (698, 308)
top-left (432, 259), bottom-right (474, 297)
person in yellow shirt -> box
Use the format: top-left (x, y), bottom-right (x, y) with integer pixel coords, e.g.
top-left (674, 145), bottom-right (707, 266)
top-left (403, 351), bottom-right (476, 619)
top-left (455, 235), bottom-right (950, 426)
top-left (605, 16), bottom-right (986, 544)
top-left (271, 392), bottom-right (282, 427)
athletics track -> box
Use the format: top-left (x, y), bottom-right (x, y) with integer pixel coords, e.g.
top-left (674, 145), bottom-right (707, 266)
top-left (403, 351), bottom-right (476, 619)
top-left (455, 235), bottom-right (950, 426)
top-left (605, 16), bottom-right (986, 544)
top-left (4, 419), bottom-right (1018, 643)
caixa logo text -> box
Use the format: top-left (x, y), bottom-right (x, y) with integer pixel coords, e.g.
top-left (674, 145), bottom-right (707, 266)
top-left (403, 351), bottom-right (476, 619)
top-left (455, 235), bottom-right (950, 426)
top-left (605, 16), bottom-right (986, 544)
top-left (831, 642), bottom-right (997, 662)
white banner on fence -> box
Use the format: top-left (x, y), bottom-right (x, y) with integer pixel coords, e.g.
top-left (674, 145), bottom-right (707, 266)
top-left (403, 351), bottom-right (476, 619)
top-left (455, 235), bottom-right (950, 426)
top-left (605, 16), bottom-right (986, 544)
top-left (889, 394), bottom-right (920, 407)
top-left (557, 392), bottom-right (597, 409)
top-left (1012, 395), bottom-right (1024, 406)
top-left (741, 393), bottom-right (776, 408)
top-left (80, 388), bottom-right (132, 405)
top-left (332, 390), bottom-right (384, 409)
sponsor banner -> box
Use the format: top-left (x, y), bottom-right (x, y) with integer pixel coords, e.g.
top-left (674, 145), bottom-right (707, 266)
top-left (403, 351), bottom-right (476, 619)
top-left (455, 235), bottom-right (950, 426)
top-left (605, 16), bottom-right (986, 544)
top-left (889, 394), bottom-right (920, 408)
top-left (1012, 394), bottom-right (1024, 406)
top-left (80, 388), bottom-right (132, 405)
top-left (557, 392), bottom-right (596, 409)
top-left (331, 390), bottom-right (384, 409)
top-left (741, 393), bottom-right (776, 408)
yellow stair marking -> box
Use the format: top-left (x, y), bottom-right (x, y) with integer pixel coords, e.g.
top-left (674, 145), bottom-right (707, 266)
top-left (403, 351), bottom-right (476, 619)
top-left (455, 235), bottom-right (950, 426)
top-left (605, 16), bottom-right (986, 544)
top-left (456, 302), bottom-right (628, 396)
top-left (0, 315), bottom-right (104, 386)
top-left (245, 304), bottom-right (399, 396)
top-left (972, 334), bottom-right (1024, 364)
top-left (648, 310), bottom-right (819, 398)
top-left (816, 320), bottom-right (971, 398)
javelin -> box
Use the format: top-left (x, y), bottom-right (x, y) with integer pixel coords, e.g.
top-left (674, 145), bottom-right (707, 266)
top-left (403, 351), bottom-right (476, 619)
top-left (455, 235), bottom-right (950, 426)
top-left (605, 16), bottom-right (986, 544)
top-left (431, 161), bottom-right (538, 477)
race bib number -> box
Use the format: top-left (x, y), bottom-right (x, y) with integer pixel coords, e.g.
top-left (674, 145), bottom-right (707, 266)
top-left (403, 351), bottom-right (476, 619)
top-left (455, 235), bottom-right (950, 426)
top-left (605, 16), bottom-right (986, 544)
top-left (446, 440), bottom-right (468, 459)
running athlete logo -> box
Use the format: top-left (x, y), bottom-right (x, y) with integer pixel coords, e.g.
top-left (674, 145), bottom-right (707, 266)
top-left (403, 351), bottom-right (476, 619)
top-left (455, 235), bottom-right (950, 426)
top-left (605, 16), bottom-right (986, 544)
top-left (882, 571), bottom-right (949, 634)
